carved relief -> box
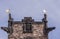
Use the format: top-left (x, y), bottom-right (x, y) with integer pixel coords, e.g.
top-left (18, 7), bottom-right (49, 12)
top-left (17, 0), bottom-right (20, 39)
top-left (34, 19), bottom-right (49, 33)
top-left (1, 16), bottom-right (55, 39)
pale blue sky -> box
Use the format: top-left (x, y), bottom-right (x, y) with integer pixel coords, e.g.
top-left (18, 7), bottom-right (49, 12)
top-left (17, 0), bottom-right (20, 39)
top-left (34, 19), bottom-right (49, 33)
top-left (0, 0), bottom-right (60, 39)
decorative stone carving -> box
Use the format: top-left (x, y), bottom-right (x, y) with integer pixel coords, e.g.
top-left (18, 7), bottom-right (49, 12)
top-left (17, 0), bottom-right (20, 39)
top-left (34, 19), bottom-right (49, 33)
top-left (1, 13), bottom-right (55, 39)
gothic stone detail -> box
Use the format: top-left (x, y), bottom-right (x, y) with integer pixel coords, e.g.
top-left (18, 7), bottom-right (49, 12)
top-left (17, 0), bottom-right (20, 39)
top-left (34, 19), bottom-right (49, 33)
top-left (8, 23), bottom-right (45, 39)
top-left (1, 13), bottom-right (55, 39)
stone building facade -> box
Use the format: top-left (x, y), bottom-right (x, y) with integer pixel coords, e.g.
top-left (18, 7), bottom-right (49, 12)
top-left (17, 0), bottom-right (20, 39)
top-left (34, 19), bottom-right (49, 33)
top-left (1, 13), bottom-right (55, 39)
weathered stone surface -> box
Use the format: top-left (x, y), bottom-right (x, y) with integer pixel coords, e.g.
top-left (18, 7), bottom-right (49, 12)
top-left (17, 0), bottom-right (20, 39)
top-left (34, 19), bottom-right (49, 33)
top-left (1, 14), bottom-right (55, 39)
top-left (8, 23), bottom-right (46, 39)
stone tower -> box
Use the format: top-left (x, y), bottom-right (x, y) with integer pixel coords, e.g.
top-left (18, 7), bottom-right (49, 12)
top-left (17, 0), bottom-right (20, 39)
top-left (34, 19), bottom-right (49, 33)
top-left (1, 13), bottom-right (55, 39)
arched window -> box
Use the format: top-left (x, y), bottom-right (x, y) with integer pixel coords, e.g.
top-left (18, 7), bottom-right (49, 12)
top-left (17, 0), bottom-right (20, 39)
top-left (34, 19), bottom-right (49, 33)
top-left (23, 22), bottom-right (32, 33)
